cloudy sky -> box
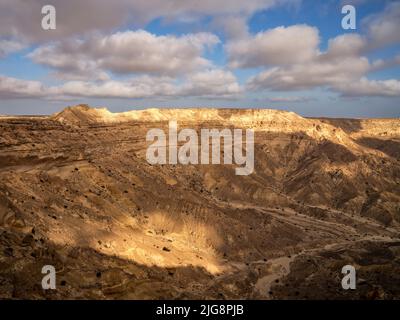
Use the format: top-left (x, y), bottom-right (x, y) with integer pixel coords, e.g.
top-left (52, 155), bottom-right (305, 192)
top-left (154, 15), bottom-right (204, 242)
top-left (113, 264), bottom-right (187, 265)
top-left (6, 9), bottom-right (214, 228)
top-left (0, 0), bottom-right (399, 117)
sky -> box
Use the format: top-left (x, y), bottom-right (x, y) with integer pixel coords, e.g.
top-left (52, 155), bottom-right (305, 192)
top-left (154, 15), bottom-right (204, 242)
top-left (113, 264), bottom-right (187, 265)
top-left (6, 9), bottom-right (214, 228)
top-left (0, 0), bottom-right (399, 117)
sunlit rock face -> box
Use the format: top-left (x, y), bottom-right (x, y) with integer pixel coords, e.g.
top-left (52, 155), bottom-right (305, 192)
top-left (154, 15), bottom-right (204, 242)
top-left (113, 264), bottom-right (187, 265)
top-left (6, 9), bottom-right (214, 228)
top-left (1, 105), bottom-right (400, 299)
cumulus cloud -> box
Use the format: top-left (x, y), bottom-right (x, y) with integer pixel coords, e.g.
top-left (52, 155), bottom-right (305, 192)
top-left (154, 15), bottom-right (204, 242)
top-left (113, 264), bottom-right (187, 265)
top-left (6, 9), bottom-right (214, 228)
top-left (212, 15), bottom-right (250, 40)
top-left (0, 69), bottom-right (241, 100)
top-left (324, 34), bottom-right (367, 59)
top-left (29, 30), bottom-right (219, 80)
top-left (243, 27), bottom-right (400, 97)
top-left (0, 76), bottom-right (46, 98)
top-left (181, 69), bottom-right (241, 98)
top-left (226, 25), bottom-right (320, 68)
top-left (52, 77), bottom-right (178, 99)
top-left (0, 0), bottom-right (290, 43)
top-left (0, 40), bottom-right (26, 58)
top-left (370, 55), bottom-right (400, 72)
top-left (0, 0), bottom-right (128, 43)
top-left (1, 1), bottom-right (398, 101)
top-left (247, 57), bottom-right (368, 91)
top-left (335, 78), bottom-right (400, 97)
top-left (246, 32), bottom-right (369, 90)
top-left (363, 1), bottom-right (400, 49)
top-left (222, 1), bottom-right (400, 99)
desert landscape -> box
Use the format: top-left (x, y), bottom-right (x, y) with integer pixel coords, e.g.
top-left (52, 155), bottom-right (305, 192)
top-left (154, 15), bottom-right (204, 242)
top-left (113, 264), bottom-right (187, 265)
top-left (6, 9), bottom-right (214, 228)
top-left (0, 104), bottom-right (399, 300)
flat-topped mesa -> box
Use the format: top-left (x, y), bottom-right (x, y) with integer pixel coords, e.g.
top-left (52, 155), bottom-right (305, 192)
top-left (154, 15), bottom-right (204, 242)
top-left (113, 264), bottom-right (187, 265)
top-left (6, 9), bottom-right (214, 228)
top-left (49, 105), bottom-right (400, 149)
top-left (50, 105), bottom-right (355, 143)
top-left (52, 104), bottom-right (307, 124)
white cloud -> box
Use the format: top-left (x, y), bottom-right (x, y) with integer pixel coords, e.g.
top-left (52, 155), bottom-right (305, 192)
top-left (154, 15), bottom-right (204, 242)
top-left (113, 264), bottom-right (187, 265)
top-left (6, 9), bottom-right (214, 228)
top-left (247, 57), bottom-right (368, 91)
top-left (221, 1), bottom-right (400, 99)
top-left (370, 55), bottom-right (400, 72)
top-left (226, 25), bottom-right (320, 68)
top-left (52, 77), bottom-right (179, 99)
top-left (1, 1), bottom-right (399, 101)
top-left (243, 28), bottom-right (400, 97)
top-left (57, 70), bottom-right (240, 99)
top-left (0, 76), bottom-right (45, 98)
top-left (29, 30), bottom-right (219, 79)
top-left (335, 78), bottom-right (400, 97)
top-left (182, 69), bottom-right (242, 98)
top-left (0, 0), bottom-right (291, 42)
top-left (324, 34), bottom-right (367, 59)
top-left (212, 15), bottom-right (250, 40)
top-left (363, 2), bottom-right (400, 49)
top-left (0, 69), bottom-right (241, 100)
top-left (246, 32), bottom-right (370, 91)
top-left (0, 40), bottom-right (25, 58)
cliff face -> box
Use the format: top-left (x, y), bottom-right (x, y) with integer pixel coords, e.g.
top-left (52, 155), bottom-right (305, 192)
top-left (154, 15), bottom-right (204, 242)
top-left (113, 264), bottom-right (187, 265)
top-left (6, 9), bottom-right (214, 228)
top-left (1, 105), bottom-right (400, 299)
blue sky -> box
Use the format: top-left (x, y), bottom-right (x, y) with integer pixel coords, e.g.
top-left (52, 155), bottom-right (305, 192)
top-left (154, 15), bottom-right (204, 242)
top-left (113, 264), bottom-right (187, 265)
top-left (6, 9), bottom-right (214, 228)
top-left (0, 0), bottom-right (399, 117)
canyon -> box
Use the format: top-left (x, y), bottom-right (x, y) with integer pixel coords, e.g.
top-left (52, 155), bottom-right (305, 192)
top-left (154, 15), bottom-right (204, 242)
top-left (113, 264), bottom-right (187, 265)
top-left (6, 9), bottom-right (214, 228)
top-left (0, 104), bottom-right (399, 299)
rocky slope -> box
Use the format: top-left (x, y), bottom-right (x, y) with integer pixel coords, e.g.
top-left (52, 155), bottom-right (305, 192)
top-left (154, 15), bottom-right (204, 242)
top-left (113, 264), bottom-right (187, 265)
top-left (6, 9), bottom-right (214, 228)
top-left (1, 104), bottom-right (399, 299)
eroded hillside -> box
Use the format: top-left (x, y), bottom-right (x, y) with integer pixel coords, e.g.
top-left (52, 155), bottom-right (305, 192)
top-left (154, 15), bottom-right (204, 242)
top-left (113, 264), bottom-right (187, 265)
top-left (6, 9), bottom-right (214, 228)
top-left (1, 105), bottom-right (399, 299)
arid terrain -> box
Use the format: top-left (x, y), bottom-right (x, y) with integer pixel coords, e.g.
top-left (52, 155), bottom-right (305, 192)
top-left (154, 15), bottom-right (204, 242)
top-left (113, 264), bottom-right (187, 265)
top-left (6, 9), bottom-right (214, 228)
top-left (1, 104), bottom-right (400, 299)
